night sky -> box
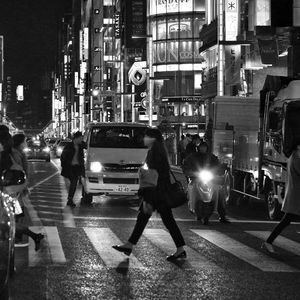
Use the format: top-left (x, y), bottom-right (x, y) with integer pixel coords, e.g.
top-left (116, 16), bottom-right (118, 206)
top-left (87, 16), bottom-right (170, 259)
top-left (0, 0), bottom-right (72, 127)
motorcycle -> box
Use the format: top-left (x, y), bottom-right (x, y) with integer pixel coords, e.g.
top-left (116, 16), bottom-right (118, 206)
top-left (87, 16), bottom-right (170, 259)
top-left (187, 168), bottom-right (221, 223)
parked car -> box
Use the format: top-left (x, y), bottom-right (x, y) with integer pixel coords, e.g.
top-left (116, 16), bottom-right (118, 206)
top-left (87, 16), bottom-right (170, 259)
top-left (24, 140), bottom-right (51, 162)
top-left (55, 140), bottom-right (72, 158)
top-left (0, 194), bottom-right (16, 300)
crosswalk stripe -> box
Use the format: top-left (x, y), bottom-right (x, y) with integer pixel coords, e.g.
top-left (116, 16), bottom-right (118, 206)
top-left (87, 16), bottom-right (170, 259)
top-left (30, 198), bottom-right (63, 203)
top-left (84, 228), bottom-right (144, 269)
top-left (28, 226), bottom-right (50, 267)
top-left (43, 226), bottom-right (66, 264)
top-left (35, 205), bottom-right (64, 209)
top-left (191, 230), bottom-right (299, 272)
top-left (246, 231), bottom-right (300, 256)
top-left (143, 229), bottom-right (221, 270)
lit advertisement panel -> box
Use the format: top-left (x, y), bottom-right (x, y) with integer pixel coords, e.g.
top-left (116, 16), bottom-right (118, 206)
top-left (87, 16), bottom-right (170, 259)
top-left (149, 0), bottom-right (204, 16)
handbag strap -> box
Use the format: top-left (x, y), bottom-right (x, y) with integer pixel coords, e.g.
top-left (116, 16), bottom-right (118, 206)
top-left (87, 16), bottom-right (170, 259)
top-left (170, 169), bottom-right (179, 183)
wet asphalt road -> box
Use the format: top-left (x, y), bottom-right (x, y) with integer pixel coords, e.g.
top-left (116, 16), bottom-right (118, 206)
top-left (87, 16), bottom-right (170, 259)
top-left (8, 158), bottom-right (300, 299)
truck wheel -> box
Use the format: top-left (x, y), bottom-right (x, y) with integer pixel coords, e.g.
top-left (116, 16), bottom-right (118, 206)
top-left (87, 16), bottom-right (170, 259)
top-left (265, 180), bottom-right (282, 220)
top-left (9, 247), bottom-right (15, 278)
top-left (223, 174), bottom-right (236, 206)
top-left (81, 187), bottom-right (93, 206)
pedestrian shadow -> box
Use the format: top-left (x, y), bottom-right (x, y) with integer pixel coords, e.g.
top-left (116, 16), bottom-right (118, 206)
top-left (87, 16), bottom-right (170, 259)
top-left (115, 258), bottom-right (130, 275)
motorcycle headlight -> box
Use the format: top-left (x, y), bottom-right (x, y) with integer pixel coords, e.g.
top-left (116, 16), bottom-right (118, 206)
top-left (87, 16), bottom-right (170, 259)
top-left (198, 170), bottom-right (214, 184)
top-left (90, 161), bottom-right (103, 173)
top-left (24, 147), bottom-right (31, 153)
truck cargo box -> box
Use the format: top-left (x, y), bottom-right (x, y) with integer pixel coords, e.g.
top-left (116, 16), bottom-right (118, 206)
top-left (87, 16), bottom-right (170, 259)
top-left (213, 96), bottom-right (260, 173)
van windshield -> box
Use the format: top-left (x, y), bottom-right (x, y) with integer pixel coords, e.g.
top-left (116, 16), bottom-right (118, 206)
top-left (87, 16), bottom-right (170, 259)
top-left (90, 126), bottom-right (147, 148)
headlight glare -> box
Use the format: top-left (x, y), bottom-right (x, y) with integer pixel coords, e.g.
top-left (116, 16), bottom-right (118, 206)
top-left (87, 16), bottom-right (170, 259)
top-left (198, 170), bottom-right (214, 184)
top-left (90, 161), bottom-right (103, 173)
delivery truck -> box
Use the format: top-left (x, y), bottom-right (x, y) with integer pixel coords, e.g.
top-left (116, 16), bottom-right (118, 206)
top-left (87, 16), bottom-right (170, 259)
top-left (213, 76), bottom-right (300, 220)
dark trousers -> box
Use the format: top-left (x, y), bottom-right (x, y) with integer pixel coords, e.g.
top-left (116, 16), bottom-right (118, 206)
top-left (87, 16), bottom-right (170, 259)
top-left (68, 165), bottom-right (82, 202)
top-left (267, 213), bottom-right (298, 244)
top-left (128, 207), bottom-right (185, 248)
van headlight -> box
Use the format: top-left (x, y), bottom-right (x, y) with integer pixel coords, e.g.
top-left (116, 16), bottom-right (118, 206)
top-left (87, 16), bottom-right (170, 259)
top-left (90, 161), bottom-right (103, 173)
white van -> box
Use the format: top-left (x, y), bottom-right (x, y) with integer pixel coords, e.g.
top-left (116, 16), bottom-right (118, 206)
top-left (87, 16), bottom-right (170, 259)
top-left (82, 122), bottom-right (149, 202)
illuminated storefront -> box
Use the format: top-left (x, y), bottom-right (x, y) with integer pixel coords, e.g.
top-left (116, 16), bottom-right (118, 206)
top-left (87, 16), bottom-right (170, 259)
top-left (147, 0), bottom-right (206, 135)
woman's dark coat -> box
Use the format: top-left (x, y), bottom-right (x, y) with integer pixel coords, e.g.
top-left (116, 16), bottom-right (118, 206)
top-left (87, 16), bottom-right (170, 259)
top-left (139, 146), bottom-right (171, 212)
top-left (60, 142), bottom-right (85, 179)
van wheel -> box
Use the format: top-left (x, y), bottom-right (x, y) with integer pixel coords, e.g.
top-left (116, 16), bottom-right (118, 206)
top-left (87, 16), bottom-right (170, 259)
top-left (265, 180), bottom-right (282, 220)
top-left (81, 187), bottom-right (93, 205)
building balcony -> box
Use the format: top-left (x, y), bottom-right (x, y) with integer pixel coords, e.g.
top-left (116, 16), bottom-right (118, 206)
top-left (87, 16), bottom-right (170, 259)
top-left (158, 114), bottom-right (206, 124)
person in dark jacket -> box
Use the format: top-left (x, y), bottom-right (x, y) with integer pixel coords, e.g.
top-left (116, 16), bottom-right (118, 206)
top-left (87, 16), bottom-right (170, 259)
top-left (183, 141), bottom-right (230, 224)
top-left (60, 131), bottom-right (84, 208)
top-left (185, 134), bottom-right (202, 156)
top-left (112, 128), bottom-right (186, 261)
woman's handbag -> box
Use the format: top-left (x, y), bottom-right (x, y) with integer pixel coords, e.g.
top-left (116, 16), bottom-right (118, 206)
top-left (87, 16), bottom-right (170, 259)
top-left (138, 165), bottom-right (159, 189)
top-left (165, 170), bottom-right (188, 209)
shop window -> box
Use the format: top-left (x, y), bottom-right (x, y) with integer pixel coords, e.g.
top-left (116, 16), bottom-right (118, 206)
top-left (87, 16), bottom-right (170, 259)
top-left (167, 41), bottom-right (179, 63)
top-left (193, 15), bottom-right (205, 37)
top-left (179, 16), bottom-right (193, 39)
top-left (167, 16), bottom-right (180, 39)
top-left (194, 0), bottom-right (205, 12)
top-left (157, 18), bottom-right (167, 40)
top-left (151, 20), bottom-right (157, 40)
top-left (155, 41), bottom-right (167, 64)
top-left (179, 40), bottom-right (194, 63)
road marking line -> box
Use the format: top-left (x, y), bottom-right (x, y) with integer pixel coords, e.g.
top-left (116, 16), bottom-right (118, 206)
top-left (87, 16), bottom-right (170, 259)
top-left (43, 226), bottom-right (66, 264)
top-left (35, 205), bottom-right (64, 209)
top-left (247, 231), bottom-right (300, 256)
top-left (144, 229), bottom-right (221, 270)
top-left (84, 227), bottom-right (144, 269)
top-left (72, 216), bottom-right (300, 224)
top-left (30, 197), bottom-right (61, 204)
top-left (28, 171), bottom-right (59, 192)
top-left (39, 218), bottom-right (64, 223)
top-left (63, 206), bottom-right (76, 228)
top-left (37, 210), bottom-right (63, 215)
top-left (192, 230), bottom-right (299, 272)
top-left (28, 226), bottom-right (50, 267)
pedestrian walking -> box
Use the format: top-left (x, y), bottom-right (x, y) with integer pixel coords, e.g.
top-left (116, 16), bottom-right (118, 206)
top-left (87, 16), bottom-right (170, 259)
top-left (185, 134), bottom-right (201, 156)
top-left (60, 131), bottom-right (84, 208)
top-left (112, 128), bottom-right (186, 261)
top-left (263, 143), bottom-right (300, 253)
top-left (0, 131), bottom-right (44, 250)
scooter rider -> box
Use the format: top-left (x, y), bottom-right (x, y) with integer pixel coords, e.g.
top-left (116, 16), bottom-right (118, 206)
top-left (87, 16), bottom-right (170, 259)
top-left (183, 141), bottom-right (230, 223)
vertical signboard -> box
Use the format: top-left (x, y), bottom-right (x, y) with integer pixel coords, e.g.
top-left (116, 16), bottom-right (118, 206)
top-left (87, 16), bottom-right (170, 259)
top-left (225, 45), bottom-right (241, 85)
top-left (225, 0), bottom-right (239, 41)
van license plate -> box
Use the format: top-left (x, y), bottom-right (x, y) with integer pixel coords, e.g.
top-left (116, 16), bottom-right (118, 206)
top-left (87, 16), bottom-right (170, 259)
top-left (116, 185), bottom-right (130, 192)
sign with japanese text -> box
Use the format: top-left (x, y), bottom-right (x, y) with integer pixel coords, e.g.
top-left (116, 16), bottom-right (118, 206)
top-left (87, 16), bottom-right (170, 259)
top-left (225, 0), bottom-right (239, 41)
top-left (225, 45), bottom-right (241, 85)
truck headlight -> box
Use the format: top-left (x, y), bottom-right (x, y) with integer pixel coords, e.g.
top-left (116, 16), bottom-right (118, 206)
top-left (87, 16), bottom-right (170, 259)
top-left (198, 170), bottom-right (214, 184)
top-left (90, 161), bottom-right (103, 173)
